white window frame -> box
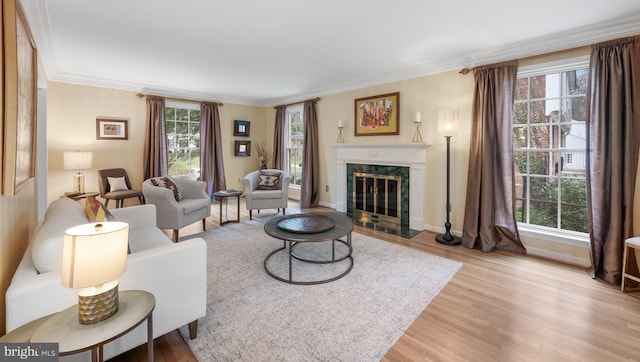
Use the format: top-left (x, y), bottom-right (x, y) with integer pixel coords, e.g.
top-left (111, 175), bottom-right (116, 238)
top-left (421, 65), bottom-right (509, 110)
top-left (285, 104), bottom-right (303, 189)
top-left (515, 56), bottom-right (590, 245)
top-left (165, 101), bottom-right (201, 180)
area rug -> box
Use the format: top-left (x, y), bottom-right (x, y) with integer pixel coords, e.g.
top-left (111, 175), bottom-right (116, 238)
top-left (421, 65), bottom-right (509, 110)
top-left (179, 213), bottom-right (462, 361)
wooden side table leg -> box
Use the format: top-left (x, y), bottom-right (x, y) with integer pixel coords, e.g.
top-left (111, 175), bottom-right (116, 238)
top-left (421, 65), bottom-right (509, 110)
top-left (147, 314), bottom-right (154, 362)
top-left (219, 198), bottom-right (223, 224)
top-left (236, 195), bottom-right (240, 222)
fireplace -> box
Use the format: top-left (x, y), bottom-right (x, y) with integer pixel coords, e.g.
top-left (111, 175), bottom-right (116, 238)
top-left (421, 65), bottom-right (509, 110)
top-left (333, 143), bottom-right (429, 237)
top-left (348, 164), bottom-right (409, 234)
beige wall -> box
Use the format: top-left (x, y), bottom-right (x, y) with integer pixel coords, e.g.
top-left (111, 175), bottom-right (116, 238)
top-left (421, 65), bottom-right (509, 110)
top-left (46, 64), bottom-right (592, 269)
top-left (46, 82), bottom-right (271, 206)
top-left (310, 69), bottom-right (590, 266)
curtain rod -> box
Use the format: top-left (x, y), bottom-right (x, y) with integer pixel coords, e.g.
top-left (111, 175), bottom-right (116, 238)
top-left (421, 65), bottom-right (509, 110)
top-left (458, 45), bottom-right (591, 76)
top-left (136, 93), bottom-right (224, 107)
top-left (273, 97), bottom-right (320, 109)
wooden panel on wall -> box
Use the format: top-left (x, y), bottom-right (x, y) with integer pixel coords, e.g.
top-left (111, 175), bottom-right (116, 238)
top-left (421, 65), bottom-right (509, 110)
top-left (2, 0), bottom-right (37, 196)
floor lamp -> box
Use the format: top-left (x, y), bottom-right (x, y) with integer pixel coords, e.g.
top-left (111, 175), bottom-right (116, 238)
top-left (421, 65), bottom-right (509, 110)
top-left (435, 110), bottom-right (461, 246)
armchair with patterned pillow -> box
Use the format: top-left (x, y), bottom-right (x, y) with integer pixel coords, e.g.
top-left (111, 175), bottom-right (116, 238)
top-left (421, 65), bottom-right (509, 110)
top-left (243, 169), bottom-right (291, 220)
top-left (142, 176), bottom-right (211, 241)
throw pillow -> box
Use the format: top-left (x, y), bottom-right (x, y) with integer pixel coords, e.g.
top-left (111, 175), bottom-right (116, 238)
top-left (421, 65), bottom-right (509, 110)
top-left (148, 176), bottom-right (183, 201)
top-left (257, 171), bottom-right (281, 190)
top-left (107, 176), bottom-right (129, 192)
top-left (83, 196), bottom-right (131, 254)
top-left (84, 196), bottom-right (115, 222)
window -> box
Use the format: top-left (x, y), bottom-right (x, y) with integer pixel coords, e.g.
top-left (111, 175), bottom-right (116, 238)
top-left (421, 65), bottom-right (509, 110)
top-left (513, 61), bottom-right (588, 234)
top-left (165, 103), bottom-right (200, 180)
top-left (285, 105), bottom-right (304, 187)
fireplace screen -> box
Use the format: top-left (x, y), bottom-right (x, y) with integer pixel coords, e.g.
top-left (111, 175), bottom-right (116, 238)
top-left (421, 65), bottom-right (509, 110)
top-left (352, 172), bottom-right (401, 227)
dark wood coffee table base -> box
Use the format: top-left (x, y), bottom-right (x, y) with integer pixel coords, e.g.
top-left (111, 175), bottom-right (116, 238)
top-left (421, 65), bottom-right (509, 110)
top-left (263, 213), bottom-right (354, 285)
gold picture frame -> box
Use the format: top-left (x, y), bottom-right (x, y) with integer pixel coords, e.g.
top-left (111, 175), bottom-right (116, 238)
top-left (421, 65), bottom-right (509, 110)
top-left (2, 0), bottom-right (38, 196)
top-left (96, 119), bottom-right (129, 140)
top-left (354, 92), bottom-right (400, 136)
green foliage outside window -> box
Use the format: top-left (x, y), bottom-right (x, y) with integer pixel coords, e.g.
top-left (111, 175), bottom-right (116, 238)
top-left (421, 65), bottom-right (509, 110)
top-left (166, 107), bottom-right (200, 179)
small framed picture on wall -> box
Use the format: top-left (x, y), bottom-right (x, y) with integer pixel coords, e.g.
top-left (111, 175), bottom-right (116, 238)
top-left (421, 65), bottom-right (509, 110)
top-left (96, 119), bottom-right (128, 140)
top-left (234, 120), bottom-right (250, 137)
top-left (235, 140), bottom-right (251, 156)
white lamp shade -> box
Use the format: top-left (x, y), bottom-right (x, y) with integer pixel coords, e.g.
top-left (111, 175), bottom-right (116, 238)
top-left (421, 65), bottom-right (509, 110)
top-left (61, 222), bottom-right (129, 289)
top-left (63, 151), bottom-right (93, 170)
top-left (437, 110), bottom-right (459, 137)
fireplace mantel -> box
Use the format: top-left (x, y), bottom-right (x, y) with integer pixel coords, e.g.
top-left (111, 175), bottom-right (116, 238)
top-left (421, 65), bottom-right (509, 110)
top-left (332, 142), bottom-right (430, 231)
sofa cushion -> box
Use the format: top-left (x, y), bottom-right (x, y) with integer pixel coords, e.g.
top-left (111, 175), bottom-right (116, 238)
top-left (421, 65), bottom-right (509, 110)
top-left (148, 176), bottom-right (183, 201)
top-left (251, 189), bottom-right (284, 200)
top-left (127, 227), bottom-right (172, 253)
top-left (31, 198), bottom-right (89, 273)
top-left (180, 198), bottom-right (211, 214)
top-left (257, 171), bottom-right (281, 190)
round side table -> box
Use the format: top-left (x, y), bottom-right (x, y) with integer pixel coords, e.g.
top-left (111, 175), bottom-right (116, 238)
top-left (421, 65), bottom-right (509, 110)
top-left (30, 290), bottom-right (155, 362)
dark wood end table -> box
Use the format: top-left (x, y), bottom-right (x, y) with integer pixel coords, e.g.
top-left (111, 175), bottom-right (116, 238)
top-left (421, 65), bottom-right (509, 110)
top-left (214, 189), bottom-right (243, 225)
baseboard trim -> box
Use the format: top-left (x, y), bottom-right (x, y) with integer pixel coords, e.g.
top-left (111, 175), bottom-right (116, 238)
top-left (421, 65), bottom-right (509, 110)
top-left (525, 245), bottom-right (591, 267)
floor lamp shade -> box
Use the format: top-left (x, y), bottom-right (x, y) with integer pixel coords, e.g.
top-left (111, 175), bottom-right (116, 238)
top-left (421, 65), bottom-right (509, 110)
top-left (62, 222), bottom-right (129, 324)
top-left (437, 110), bottom-right (459, 137)
top-left (63, 151), bottom-right (93, 194)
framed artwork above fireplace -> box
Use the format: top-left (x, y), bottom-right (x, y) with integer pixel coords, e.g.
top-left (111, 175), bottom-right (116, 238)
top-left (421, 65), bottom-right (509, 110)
top-left (354, 92), bottom-right (400, 136)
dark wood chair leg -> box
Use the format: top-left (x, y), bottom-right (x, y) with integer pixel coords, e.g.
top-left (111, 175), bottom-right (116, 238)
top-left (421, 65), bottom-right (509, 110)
top-left (188, 320), bottom-right (198, 339)
top-left (249, 210), bottom-right (253, 220)
top-left (202, 218), bottom-right (206, 230)
top-left (173, 230), bottom-right (179, 242)
top-left (283, 208), bottom-right (286, 215)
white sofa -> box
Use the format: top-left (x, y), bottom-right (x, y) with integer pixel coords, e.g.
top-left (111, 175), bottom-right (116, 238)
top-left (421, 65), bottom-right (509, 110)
top-left (5, 198), bottom-right (207, 361)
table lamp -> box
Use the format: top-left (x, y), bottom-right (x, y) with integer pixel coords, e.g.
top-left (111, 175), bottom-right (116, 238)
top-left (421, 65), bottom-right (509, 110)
top-left (63, 151), bottom-right (93, 194)
top-left (62, 222), bottom-right (129, 324)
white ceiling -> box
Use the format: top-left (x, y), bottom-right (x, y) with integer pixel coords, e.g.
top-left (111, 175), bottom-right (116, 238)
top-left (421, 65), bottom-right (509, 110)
top-left (21, 0), bottom-right (640, 107)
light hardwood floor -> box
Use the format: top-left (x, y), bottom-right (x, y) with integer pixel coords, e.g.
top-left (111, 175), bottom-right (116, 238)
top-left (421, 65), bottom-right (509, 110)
top-left (111, 199), bottom-right (640, 361)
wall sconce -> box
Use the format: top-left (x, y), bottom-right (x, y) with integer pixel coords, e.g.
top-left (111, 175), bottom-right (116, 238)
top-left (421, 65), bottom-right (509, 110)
top-left (412, 112), bottom-right (422, 142)
top-left (63, 151), bottom-right (93, 194)
top-left (61, 222), bottom-right (129, 324)
top-left (337, 119), bottom-right (345, 143)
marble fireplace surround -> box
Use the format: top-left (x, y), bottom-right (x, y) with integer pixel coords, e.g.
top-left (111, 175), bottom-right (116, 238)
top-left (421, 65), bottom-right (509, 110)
top-left (333, 143), bottom-right (430, 231)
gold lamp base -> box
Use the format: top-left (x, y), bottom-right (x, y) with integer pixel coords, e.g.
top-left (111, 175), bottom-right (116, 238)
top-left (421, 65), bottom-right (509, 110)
top-left (78, 281), bottom-right (119, 324)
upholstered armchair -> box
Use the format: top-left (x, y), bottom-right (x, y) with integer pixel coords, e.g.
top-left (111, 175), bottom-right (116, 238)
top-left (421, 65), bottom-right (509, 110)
top-left (243, 169), bottom-right (290, 220)
top-left (142, 176), bottom-right (211, 241)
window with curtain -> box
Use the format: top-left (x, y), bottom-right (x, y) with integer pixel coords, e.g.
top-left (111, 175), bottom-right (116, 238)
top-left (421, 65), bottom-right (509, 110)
top-left (514, 59), bottom-right (589, 234)
top-left (165, 102), bottom-right (200, 180)
top-left (285, 105), bottom-right (304, 187)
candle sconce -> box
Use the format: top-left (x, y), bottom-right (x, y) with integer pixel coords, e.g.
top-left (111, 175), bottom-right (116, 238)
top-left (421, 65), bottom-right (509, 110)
top-left (337, 120), bottom-right (345, 143)
top-left (412, 112), bottom-right (423, 142)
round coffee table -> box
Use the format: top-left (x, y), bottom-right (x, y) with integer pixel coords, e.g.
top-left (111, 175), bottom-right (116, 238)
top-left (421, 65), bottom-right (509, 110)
top-left (263, 212), bottom-right (354, 285)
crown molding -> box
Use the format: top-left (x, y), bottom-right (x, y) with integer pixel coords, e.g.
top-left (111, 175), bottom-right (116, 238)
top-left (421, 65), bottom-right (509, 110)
top-left (19, 1), bottom-right (640, 108)
top-left (265, 14), bottom-right (640, 107)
